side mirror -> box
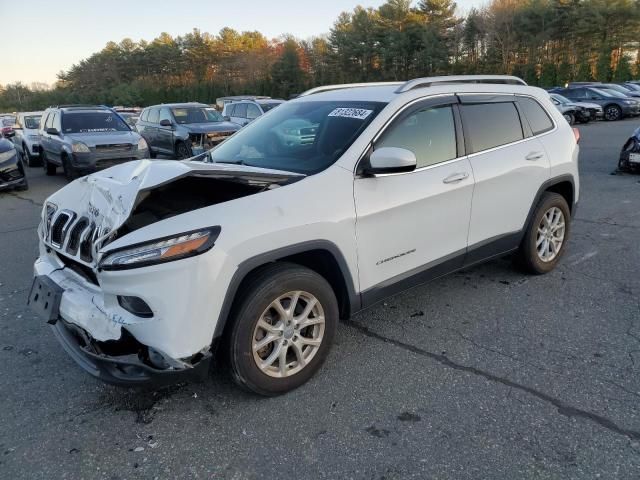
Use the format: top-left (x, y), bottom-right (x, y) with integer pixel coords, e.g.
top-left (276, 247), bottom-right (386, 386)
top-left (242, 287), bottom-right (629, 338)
top-left (159, 119), bottom-right (172, 127)
top-left (363, 147), bottom-right (417, 175)
top-left (46, 127), bottom-right (60, 136)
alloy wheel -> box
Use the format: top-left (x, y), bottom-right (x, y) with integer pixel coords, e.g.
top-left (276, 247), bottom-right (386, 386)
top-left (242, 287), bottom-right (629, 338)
top-left (252, 290), bottom-right (325, 378)
top-left (536, 207), bottom-right (566, 262)
top-left (605, 106), bottom-right (621, 121)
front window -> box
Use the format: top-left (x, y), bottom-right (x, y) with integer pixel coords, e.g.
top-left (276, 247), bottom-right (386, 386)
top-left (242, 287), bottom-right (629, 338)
top-left (62, 112), bottom-right (130, 134)
top-left (24, 116), bottom-right (41, 129)
top-left (210, 101), bottom-right (385, 175)
top-left (171, 107), bottom-right (223, 124)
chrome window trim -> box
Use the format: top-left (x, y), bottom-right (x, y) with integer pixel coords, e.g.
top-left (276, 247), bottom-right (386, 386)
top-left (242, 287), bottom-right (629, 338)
top-left (354, 91), bottom-right (559, 178)
top-left (354, 93), bottom-right (460, 177)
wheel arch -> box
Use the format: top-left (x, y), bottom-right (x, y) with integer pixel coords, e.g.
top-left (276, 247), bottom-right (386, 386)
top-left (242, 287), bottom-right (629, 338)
top-left (213, 241), bottom-right (360, 343)
top-left (523, 175), bottom-right (576, 235)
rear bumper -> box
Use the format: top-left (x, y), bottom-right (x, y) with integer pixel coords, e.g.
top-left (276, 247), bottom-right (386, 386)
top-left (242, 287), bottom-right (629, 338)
top-left (51, 318), bottom-right (211, 387)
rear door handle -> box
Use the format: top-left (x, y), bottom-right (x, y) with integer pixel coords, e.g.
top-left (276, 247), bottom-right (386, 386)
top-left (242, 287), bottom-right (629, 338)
top-left (442, 172), bottom-right (469, 184)
top-left (525, 152), bottom-right (544, 161)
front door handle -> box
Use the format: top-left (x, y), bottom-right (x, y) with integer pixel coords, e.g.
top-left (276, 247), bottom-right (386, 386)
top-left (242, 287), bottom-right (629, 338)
top-left (443, 172), bottom-right (469, 184)
top-left (525, 151), bottom-right (544, 161)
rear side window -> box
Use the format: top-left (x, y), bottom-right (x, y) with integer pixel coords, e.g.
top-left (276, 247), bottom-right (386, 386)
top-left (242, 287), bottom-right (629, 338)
top-left (234, 103), bottom-right (248, 118)
top-left (377, 105), bottom-right (457, 168)
top-left (247, 103), bottom-right (261, 120)
top-left (517, 97), bottom-right (554, 135)
top-left (461, 103), bottom-right (523, 154)
top-left (140, 109), bottom-right (149, 122)
top-left (148, 108), bottom-right (160, 124)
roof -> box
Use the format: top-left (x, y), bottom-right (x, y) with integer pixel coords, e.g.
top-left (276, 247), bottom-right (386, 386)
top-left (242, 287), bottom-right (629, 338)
top-left (145, 102), bottom-right (208, 109)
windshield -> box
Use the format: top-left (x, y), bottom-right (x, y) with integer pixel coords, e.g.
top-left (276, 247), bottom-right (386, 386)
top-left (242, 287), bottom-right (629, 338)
top-left (24, 116), bottom-right (41, 129)
top-left (259, 102), bottom-right (282, 112)
top-left (604, 84), bottom-right (633, 95)
top-left (625, 84), bottom-right (640, 92)
top-left (210, 100), bottom-right (385, 175)
top-left (1, 117), bottom-right (16, 126)
top-left (552, 94), bottom-right (571, 104)
top-left (597, 88), bottom-right (628, 99)
top-left (62, 112), bottom-right (130, 133)
top-left (172, 107), bottom-right (223, 124)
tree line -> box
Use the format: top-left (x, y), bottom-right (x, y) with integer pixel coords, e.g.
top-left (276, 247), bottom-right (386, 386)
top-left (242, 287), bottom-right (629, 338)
top-left (1, 0), bottom-right (639, 111)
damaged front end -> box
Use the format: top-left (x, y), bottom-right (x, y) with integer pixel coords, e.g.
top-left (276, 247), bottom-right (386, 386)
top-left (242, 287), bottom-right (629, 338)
top-left (29, 159), bottom-right (303, 386)
top-left (618, 127), bottom-right (640, 173)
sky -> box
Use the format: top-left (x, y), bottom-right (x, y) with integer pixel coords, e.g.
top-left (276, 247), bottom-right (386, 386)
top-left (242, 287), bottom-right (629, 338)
top-left (0, 0), bottom-right (483, 86)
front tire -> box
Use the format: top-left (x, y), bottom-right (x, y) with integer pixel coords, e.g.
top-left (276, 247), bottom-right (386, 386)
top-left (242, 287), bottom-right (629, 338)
top-left (62, 155), bottom-right (78, 181)
top-left (227, 263), bottom-right (338, 396)
top-left (174, 141), bottom-right (191, 159)
top-left (42, 152), bottom-right (56, 176)
top-left (515, 192), bottom-right (571, 274)
top-left (563, 112), bottom-right (575, 125)
top-left (23, 144), bottom-right (38, 167)
top-left (604, 105), bottom-right (622, 121)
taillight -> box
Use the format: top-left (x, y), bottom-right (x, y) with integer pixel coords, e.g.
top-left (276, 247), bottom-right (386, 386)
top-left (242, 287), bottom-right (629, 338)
top-left (572, 128), bottom-right (580, 144)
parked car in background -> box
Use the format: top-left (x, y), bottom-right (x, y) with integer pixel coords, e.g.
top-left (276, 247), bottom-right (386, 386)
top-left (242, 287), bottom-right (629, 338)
top-left (215, 95), bottom-right (272, 111)
top-left (1, 115), bottom-right (16, 138)
top-left (551, 87), bottom-right (640, 121)
top-left (549, 93), bottom-right (602, 123)
top-left (11, 111), bottom-right (43, 166)
top-left (549, 94), bottom-right (585, 124)
top-left (137, 102), bottom-right (240, 159)
top-left (618, 125), bottom-right (640, 173)
top-left (223, 99), bottom-right (284, 126)
top-left (623, 83), bottom-right (640, 93)
top-left (30, 76), bottom-right (579, 395)
top-left (579, 82), bottom-right (640, 99)
top-left (117, 112), bottom-right (140, 130)
top-left (39, 105), bottom-right (149, 180)
top-left (0, 138), bottom-right (28, 191)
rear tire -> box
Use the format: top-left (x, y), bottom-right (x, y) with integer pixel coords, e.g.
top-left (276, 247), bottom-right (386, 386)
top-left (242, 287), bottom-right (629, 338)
top-left (515, 192), bottom-right (571, 275)
top-left (227, 263), bottom-right (338, 396)
top-left (42, 152), bottom-right (56, 176)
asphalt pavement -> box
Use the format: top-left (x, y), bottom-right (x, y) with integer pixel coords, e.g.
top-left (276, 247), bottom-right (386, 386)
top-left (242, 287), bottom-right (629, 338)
top-left (1, 119), bottom-right (640, 479)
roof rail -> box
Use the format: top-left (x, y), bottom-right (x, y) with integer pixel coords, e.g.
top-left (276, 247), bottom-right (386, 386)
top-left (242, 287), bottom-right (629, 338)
top-left (298, 82), bottom-right (403, 97)
top-left (50, 104), bottom-right (110, 109)
top-left (395, 75), bottom-right (527, 93)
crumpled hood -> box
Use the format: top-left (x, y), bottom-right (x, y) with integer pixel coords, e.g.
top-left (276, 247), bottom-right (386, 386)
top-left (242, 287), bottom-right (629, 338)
top-left (45, 159), bottom-right (302, 259)
top-left (67, 130), bottom-right (140, 147)
top-left (181, 122), bottom-right (239, 134)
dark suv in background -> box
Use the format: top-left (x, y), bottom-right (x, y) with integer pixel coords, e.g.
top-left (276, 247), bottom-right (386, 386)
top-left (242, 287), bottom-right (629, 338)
top-left (551, 86), bottom-right (640, 121)
top-left (39, 105), bottom-right (149, 179)
top-left (137, 103), bottom-right (240, 159)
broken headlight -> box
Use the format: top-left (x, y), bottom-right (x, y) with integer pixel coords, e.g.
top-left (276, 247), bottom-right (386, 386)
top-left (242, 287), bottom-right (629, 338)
top-left (100, 227), bottom-right (221, 270)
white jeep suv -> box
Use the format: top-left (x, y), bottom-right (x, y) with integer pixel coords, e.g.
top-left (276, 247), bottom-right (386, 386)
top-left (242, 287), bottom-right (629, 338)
top-left (29, 76), bottom-right (579, 395)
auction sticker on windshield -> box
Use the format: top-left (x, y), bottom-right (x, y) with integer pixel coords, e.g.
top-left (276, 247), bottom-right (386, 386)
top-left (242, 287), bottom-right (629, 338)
top-left (328, 108), bottom-right (373, 120)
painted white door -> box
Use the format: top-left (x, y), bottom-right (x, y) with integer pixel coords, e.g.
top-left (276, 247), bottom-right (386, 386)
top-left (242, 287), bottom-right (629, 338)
top-left (354, 101), bottom-right (474, 293)
top-left (459, 100), bottom-right (551, 246)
